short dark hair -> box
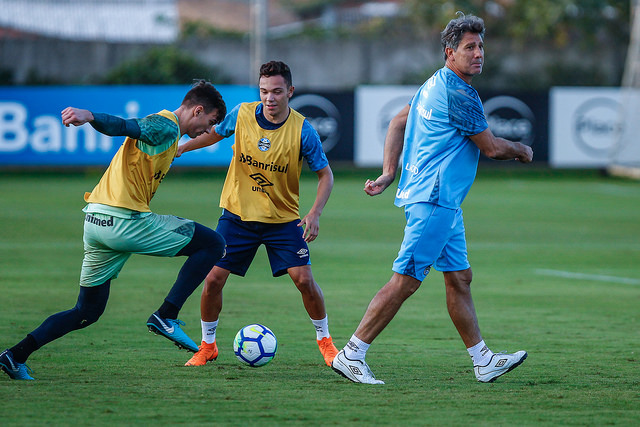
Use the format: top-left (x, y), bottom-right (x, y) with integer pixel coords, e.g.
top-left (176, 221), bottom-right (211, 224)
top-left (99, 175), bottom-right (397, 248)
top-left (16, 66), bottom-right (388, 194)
top-left (181, 80), bottom-right (226, 123)
top-left (440, 12), bottom-right (485, 60)
top-left (259, 61), bottom-right (293, 88)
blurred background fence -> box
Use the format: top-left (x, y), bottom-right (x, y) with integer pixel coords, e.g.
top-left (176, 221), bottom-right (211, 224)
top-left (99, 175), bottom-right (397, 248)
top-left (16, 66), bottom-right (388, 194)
top-left (1, 0), bottom-right (638, 171)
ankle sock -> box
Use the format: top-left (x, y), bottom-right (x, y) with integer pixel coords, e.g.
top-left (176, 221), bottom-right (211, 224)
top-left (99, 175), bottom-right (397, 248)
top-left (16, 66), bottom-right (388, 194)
top-left (467, 340), bottom-right (494, 366)
top-left (311, 316), bottom-right (330, 340)
top-left (201, 320), bottom-right (218, 344)
top-left (344, 334), bottom-right (370, 360)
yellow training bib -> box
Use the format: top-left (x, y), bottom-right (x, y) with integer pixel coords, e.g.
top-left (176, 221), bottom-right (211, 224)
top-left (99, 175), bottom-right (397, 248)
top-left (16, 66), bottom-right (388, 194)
top-left (220, 102), bottom-right (304, 223)
top-left (84, 110), bottom-right (179, 212)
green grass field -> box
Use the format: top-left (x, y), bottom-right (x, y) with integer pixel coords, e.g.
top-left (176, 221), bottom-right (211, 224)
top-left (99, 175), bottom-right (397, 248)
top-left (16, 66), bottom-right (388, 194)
top-left (0, 168), bottom-right (638, 426)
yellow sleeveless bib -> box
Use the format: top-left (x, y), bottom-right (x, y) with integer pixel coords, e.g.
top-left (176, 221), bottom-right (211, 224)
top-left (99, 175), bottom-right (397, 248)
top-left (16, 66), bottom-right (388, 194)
top-left (220, 102), bottom-right (304, 223)
top-left (84, 110), bottom-right (179, 212)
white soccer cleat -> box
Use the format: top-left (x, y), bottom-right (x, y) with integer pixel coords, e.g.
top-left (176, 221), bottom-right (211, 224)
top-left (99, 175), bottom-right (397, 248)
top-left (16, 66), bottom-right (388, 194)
top-left (474, 350), bottom-right (527, 383)
top-left (331, 350), bottom-right (384, 385)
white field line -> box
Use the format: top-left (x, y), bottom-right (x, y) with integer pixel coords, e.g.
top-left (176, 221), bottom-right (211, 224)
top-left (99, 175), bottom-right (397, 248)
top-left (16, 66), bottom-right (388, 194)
top-left (535, 269), bottom-right (640, 286)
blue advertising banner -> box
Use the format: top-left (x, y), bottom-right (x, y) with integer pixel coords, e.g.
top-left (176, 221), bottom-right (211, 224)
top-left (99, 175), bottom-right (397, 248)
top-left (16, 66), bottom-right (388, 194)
top-left (0, 85), bottom-right (258, 166)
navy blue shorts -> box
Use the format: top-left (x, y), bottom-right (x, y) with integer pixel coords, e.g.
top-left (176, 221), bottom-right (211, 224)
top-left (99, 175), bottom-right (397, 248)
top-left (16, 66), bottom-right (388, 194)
top-left (215, 210), bottom-right (311, 277)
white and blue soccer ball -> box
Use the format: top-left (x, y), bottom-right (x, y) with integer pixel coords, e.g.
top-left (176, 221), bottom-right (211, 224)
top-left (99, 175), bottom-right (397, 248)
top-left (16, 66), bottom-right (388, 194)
top-left (233, 324), bottom-right (277, 367)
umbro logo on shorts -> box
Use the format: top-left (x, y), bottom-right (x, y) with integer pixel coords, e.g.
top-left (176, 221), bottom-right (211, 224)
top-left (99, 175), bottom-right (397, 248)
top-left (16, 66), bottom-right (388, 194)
top-left (297, 248), bottom-right (309, 258)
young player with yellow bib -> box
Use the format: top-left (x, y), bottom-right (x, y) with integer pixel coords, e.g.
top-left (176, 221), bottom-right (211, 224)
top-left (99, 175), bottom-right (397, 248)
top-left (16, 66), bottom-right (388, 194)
top-left (177, 61), bottom-right (339, 367)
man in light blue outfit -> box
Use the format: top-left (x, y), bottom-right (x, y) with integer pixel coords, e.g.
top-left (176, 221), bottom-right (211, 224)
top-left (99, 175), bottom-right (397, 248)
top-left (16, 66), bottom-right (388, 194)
top-left (332, 13), bottom-right (534, 384)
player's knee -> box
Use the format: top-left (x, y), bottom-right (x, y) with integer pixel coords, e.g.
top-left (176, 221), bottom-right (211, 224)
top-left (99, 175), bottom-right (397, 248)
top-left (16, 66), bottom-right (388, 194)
top-left (390, 273), bottom-right (421, 296)
top-left (210, 235), bottom-right (226, 261)
top-left (294, 277), bottom-right (321, 297)
top-left (401, 281), bottom-right (421, 297)
top-left (74, 282), bottom-right (109, 329)
top-left (180, 224), bottom-right (226, 260)
top-left (75, 303), bottom-right (105, 328)
top-left (204, 270), bottom-right (226, 293)
top-left (200, 231), bottom-right (226, 264)
top-left (202, 280), bottom-right (220, 296)
top-left (444, 269), bottom-right (472, 290)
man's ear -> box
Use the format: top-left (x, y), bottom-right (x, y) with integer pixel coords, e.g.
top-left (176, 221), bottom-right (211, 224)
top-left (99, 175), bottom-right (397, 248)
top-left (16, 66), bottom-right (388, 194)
top-left (445, 47), bottom-right (454, 60)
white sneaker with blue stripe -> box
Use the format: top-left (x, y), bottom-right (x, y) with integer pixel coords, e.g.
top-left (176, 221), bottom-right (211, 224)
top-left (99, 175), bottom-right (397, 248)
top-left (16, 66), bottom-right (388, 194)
top-left (474, 350), bottom-right (527, 383)
top-left (331, 350), bottom-right (384, 384)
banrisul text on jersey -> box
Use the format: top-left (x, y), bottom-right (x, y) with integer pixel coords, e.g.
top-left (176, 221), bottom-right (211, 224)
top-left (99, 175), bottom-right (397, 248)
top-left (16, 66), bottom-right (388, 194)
top-left (238, 152), bottom-right (289, 174)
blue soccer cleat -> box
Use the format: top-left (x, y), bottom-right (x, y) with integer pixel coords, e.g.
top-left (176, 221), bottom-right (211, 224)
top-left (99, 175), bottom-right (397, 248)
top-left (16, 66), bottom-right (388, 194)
top-left (146, 312), bottom-right (199, 353)
top-left (0, 349), bottom-right (35, 380)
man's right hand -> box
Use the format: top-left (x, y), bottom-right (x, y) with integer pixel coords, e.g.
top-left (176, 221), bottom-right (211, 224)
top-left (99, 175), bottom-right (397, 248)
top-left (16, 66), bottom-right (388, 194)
top-left (364, 174), bottom-right (394, 196)
top-left (61, 107), bottom-right (93, 127)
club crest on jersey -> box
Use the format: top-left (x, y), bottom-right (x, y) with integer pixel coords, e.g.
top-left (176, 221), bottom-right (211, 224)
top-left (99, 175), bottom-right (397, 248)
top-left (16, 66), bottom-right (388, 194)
top-left (258, 137), bottom-right (271, 152)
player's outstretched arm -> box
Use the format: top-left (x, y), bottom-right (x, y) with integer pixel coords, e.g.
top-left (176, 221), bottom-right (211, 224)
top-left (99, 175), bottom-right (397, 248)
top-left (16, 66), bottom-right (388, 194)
top-left (61, 107), bottom-right (142, 139)
top-left (470, 128), bottom-right (533, 163)
top-left (364, 104), bottom-right (409, 196)
top-left (176, 128), bottom-right (224, 157)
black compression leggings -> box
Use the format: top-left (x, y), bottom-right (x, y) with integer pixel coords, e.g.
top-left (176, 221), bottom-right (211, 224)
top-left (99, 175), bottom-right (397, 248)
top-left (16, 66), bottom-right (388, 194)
top-left (28, 222), bottom-right (225, 350)
top-left (29, 281), bottom-right (111, 348)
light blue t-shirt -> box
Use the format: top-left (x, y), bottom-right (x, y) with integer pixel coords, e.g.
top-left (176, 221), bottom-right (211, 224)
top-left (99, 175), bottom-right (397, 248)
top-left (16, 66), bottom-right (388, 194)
top-left (215, 103), bottom-right (329, 172)
top-left (394, 67), bottom-right (488, 209)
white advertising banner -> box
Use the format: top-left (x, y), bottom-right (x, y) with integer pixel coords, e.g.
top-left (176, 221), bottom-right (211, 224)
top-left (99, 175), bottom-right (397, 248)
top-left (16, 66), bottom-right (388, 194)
top-left (550, 87), bottom-right (622, 168)
top-left (355, 86), bottom-right (543, 167)
top-left (355, 85), bottom-right (418, 167)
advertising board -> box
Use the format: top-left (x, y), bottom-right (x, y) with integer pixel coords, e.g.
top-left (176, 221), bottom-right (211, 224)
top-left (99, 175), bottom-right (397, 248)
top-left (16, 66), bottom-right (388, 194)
top-left (0, 85), bottom-right (257, 166)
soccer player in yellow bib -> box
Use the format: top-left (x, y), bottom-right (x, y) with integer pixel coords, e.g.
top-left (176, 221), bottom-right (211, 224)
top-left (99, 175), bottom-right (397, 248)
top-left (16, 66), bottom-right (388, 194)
top-left (177, 61), bottom-right (339, 367)
top-left (0, 81), bottom-right (227, 380)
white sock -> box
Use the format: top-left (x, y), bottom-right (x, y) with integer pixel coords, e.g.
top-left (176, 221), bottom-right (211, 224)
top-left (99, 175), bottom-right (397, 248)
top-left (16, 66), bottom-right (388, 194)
top-left (201, 320), bottom-right (218, 344)
top-left (344, 334), bottom-right (370, 360)
top-left (467, 340), bottom-right (494, 366)
top-left (311, 315), bottom-right (330, 340)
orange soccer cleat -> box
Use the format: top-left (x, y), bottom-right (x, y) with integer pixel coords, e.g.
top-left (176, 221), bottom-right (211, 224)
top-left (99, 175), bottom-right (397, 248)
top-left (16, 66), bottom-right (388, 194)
top-left (184, 341), bottom-right (219, 366)
top-left (317, 336), bottom-right (339, 366)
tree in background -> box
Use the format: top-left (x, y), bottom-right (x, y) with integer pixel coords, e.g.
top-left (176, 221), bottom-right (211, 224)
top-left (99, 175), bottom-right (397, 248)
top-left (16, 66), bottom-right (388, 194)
top-left (404, 0), bottom-right (631, 88)
top-left (101, 46), bottom-right (231, 85)
top-left (406, 0), bottom-right (629, 47)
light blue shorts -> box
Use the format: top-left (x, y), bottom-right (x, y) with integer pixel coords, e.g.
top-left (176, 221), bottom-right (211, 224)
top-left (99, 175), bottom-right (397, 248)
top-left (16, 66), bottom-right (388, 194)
top-left (392, 202), bottom-right (470, 282)
top-left (80, 212), bottom-right (195, 287)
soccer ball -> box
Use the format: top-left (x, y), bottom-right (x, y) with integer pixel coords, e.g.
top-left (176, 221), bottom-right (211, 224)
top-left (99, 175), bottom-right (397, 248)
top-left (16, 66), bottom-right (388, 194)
top-left (233, 324), bottom-right (277, 367)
